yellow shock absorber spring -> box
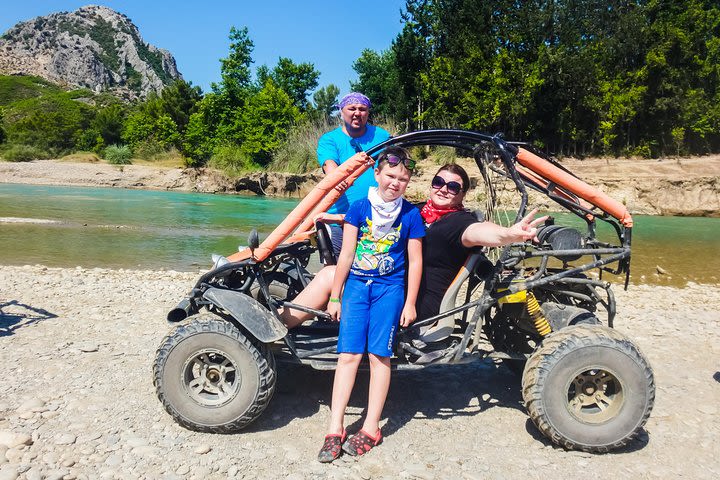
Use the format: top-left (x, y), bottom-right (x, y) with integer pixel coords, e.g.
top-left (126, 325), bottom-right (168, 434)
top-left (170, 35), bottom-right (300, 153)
top-left (526, 291), bottom-right (552, 336)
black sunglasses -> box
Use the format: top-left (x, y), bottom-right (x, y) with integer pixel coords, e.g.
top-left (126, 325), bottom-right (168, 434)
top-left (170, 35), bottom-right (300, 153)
top-left (431, 175), bottom-right (463, 195)
top-left (384, 154), bottom-right (416, 170)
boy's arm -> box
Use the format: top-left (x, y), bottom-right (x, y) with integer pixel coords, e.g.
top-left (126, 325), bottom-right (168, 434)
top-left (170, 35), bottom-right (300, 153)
top-left (327, 223), bottom-right (358, 321)
top-left (400, 237), bottom-right (423, 327)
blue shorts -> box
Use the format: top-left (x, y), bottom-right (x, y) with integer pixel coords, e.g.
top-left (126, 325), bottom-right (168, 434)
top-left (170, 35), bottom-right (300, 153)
top-left (337, 276), bottom-right (404, 357)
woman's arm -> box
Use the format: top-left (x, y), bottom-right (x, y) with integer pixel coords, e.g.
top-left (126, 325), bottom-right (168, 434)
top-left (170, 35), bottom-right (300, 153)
top-left (461, 208), bottom-right (548, 248)
top-left (400, 237), bottom-right (423, 327)
top-left (327, 223), bottom-right (358, 321)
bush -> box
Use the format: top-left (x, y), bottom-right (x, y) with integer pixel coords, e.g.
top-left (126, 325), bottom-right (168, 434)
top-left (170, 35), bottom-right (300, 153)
top-left (132, 139), bottom-right (166, 160)
top-left (132, 147), bottom-right (185, 168)
top-left (270, 116), bottom-right (334, 173)
top-left (209, 143), bottom-right (260, 174)
top-left (1, 144), bottom-right (51, 162)
top-left (104, 144), bottom-right (132, 165)
top-left (3, 93), bottom-right (94, 152)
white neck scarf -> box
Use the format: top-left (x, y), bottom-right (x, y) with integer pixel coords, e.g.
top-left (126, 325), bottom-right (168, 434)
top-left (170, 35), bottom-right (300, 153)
top-left (367, 187), bottom-right (403, 238)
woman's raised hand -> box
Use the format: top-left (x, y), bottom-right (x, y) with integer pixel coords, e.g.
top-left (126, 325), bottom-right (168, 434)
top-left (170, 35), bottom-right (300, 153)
top-left (508, 208), bottom-right (549, 242)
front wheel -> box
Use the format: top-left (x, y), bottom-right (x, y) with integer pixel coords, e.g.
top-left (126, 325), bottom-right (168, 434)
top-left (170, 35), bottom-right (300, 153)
top-left (522, 324), bottom-right (655, 452)
top-left (153, 314), bottom-right (276, 433)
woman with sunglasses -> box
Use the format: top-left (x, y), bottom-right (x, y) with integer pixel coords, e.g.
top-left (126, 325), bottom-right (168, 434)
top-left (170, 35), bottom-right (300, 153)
top-left (281, 162), bottom-right (545, 326)
top-left (416, 164), bottom-right (546, 319)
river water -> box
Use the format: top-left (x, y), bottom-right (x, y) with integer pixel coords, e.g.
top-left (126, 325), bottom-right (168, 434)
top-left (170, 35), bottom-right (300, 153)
top-left (1, 183), bottom-right (718, 287)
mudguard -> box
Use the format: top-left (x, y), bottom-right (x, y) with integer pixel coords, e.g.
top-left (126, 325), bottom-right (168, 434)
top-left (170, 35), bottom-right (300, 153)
top-left (203, 287), bottom-right (288, 343)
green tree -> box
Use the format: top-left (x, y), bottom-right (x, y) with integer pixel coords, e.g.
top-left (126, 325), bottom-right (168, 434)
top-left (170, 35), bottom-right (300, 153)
top-left (259, 58), bottom-right (320, 111)
top-left (312, 84), bottom-right (340, 117)
top-left (159, 80), bottom-right (203, 131)
top-left (122, 111), bottom-right (179, 149)
top-left (0, 107), bottom-right (5, 144)
top-left (216, 26), bottom-right (255, 105)
top-left (181, 95), bottom-right (219, 165)
top-left (92, 103), bottom-right (125, 148)
top-left (235, 80), bottom-right (300, 166)
top-left (351, 49), bottom-right (400, 119)
top-left (3, 93), bottom-right (93, 152)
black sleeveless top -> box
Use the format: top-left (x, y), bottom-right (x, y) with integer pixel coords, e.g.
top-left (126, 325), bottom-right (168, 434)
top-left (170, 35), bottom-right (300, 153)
top-left (416, 208), bottom-right (479, 321)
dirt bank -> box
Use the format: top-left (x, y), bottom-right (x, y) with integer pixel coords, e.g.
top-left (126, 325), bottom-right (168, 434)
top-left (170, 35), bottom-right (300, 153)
top-left (1, 264), bottom-right (719, 479)
top-left (1, 155), bottom-right (719, 216)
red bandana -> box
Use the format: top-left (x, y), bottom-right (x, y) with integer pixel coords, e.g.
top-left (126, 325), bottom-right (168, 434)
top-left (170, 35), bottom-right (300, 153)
top-left (420, 199), bottom-right (464, 224)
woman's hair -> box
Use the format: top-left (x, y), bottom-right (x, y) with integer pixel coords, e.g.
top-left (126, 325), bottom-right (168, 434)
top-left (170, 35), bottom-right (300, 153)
top-left (435, 163), bottom-right (470, 192)
top-left (377, 146), bottom-right (414, 174)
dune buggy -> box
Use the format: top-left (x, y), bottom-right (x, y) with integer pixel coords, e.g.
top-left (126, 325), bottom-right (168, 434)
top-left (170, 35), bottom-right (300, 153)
top-left (153, 129), bottom-right (655, 453)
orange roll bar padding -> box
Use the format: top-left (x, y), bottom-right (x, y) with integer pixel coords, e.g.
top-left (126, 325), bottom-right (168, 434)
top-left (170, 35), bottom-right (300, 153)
top-left (515, 148), bottom-right (633, 228)
top-left (294, 162), bottom-right (369, 235)
top-left (515, 164), bottom-right (597, 223)
top-left (226, 155), bottom-right (372, 262)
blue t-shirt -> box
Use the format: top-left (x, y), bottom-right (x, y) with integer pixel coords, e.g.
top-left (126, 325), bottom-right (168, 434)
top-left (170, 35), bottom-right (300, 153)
top-left (316, 125), bottom-right (391, 214)
top-left (344, 198), bottom-right (425, 284)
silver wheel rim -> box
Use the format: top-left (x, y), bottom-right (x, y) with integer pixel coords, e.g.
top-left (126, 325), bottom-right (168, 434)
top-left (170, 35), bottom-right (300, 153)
top-left (566, 367), bottom-right (624, 424)
top-left (182, 348), bottom-right (240, 407)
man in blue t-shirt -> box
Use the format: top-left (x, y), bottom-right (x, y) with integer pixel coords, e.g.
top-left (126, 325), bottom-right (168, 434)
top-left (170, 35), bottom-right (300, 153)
top-left (317, 92), bottom-right (391, 255)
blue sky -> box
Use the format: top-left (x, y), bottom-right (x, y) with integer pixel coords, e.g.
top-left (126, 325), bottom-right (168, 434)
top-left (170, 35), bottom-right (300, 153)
top-left (0, 1), bottom-right (408, 96)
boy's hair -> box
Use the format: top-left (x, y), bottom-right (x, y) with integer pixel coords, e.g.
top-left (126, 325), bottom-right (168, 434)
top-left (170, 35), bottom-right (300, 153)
top-left (435, 163), bottom-right (470, 192)
top-left (377, 146), bottom-right (414, 174)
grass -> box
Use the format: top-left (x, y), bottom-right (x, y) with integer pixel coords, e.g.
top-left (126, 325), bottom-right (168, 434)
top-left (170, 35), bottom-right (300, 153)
top-left (0, 75), bottom-right (63, 106)
top-left (58, 152), bottom-right (101, 163)
top-left (132, 148), bottom-right (186, 168)
top-left (0, 144), bottom-right (51, 161)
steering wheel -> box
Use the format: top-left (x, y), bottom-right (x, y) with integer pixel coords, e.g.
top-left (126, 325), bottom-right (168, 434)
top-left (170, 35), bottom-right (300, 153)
top-left (315, 221), bottom-right (337, 265)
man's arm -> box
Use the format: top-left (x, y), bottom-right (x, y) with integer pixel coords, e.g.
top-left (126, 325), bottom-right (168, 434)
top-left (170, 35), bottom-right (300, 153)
top-left (322, 160), bottom-right (339, 174)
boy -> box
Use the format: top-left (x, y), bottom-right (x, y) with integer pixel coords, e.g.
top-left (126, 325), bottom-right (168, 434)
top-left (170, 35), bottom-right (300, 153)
top-left (317, 147), bottom-right (424, 462)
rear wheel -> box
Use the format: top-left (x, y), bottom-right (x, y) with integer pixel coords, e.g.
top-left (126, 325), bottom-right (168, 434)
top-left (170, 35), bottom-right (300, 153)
top-left (522, 324), bottom-right (655, 452)
top-left (153, 314), bottom-right (276, 432)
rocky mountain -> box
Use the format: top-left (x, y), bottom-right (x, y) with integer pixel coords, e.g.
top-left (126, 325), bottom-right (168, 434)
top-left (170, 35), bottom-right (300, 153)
top-left (0, 5), bottom-right (181, 99)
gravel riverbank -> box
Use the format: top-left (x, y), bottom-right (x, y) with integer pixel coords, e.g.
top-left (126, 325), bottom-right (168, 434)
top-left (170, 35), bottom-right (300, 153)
top-left (1, 265), bottom-right (719, 479)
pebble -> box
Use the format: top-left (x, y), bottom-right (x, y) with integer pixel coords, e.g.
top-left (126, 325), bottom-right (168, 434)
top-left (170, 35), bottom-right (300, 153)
top-left (126, 437), bottom-right (148, 448)
top-left (24, 469), bottom-right (41, 480)
top-left (16, 398), bottom-right (46, 413)
top-left (697, 405), bottom-right (717, 415)
top-left (0, 467), bottom-right (19, 480)
top-left (104, 454), bottom-right (122, 466)
top-left (4, 449), bottom-right (24, 463)
top-left (76, 343), bottom-right (99, 353)
top-left (55, 434), bottom-right (77, 445)
top-left (0, 432), bottom-right (32, 449)
top-left (175, 465), bottom-right (190, 475)
top-left (193, 444), bottom-right (211, 455)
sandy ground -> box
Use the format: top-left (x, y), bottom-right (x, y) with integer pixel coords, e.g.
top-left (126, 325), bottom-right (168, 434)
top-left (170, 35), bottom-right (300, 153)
top-left (1, 264), bottom-right (719, 479)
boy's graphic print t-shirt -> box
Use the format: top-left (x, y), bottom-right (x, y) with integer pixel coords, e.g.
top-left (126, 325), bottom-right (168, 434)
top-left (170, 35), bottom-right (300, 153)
top-left (344, 198), bottom-right (425, 284)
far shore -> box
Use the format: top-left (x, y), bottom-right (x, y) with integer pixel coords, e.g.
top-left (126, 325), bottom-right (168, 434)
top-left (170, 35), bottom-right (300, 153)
top-left (1, 155), bottom-right (719, 216)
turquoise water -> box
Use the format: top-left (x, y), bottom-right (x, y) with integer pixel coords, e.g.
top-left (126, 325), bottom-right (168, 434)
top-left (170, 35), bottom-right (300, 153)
top-left (0, 184), bottom-right (299, 270)
top-left (1, 183), bottom-right (718, 285)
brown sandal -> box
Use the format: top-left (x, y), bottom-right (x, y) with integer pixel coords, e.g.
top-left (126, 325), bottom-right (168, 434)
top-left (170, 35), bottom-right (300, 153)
top-left (317, 430), bottom-right (347, 463)
top-left (342, 429), bottom-right (382, 456)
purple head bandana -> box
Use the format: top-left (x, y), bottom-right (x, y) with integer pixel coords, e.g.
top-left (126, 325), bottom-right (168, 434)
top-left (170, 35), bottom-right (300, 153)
top-left (336, 92), bottom-right (372, 110)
